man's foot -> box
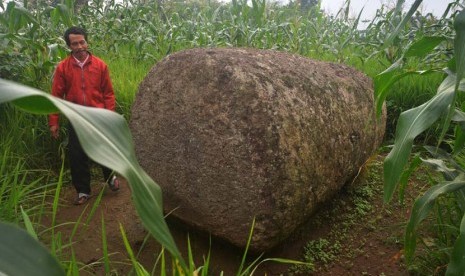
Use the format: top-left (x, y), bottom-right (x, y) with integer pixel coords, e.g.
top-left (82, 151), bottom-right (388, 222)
top-left (74, 193), bottom-right (90, 205)
top-left (108, 175), bottom-right (120, 191)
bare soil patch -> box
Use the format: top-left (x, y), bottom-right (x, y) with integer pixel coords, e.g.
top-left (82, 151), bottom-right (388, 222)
top-left (41, 154), bottom-right (418, 275)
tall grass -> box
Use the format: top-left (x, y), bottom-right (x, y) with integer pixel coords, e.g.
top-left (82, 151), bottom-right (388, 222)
top-left (0, 102), bottom-right (60, 224)
top-left (1, 0), bottom-right (464, 274)
top-left (101, 53), bottom-right (154, 117)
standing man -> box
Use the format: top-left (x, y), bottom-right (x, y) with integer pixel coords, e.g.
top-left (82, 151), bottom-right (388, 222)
top-left (49, 26), bottom-right (120, 205)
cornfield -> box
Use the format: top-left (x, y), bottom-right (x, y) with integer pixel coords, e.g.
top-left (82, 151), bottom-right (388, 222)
top-left (1, 0), bottom-right (465, 274)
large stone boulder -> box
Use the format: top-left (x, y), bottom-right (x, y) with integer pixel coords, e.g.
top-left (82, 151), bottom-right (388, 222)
top-left (130, 48), bottom-right (385, 252)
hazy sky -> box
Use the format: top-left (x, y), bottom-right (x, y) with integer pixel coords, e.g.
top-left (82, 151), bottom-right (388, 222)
top-left (0, 0), bottom-right (456, 17)
top-left (320, 0), bottom-right (452, 20)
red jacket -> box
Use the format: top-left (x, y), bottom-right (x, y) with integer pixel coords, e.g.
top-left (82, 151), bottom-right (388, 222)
top-left (49, 53), bottom-right (115, 128)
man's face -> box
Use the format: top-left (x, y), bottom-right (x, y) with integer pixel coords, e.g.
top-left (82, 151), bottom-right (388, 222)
top-left (68, 34), bottom-right (88, 60)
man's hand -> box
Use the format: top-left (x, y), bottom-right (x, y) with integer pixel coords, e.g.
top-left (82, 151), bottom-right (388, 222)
top-left (50, 125), bottom-right (59, 139)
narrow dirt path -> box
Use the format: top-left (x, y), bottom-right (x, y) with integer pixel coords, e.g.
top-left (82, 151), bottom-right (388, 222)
top-left (40, 156), bottom-right (414, 275)
top-left (41, 180), bottom-right (147, 275)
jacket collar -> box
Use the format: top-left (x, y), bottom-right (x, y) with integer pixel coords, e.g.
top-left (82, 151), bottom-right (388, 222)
top-left (69, 51), bottom-right (92, 66)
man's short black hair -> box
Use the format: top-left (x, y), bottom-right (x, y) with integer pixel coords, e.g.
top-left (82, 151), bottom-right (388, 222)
top-left (64, 26), bottom-right (88, 46)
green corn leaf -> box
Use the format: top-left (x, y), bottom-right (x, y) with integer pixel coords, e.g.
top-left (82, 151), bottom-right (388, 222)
top-left (405, 180), bottom-right (465, 263)
top-left (437, 9), bottom-right (465, 154)
top-left (446, 212), bottom-right (465, 275)
top-left (0, 222), bottom-right (65, 276)
top-left (423, 145), bottom-right (464, 176)
top-left (54, 3), bottom-right (73, 27)
top-left (404, 36), bottom-right (446, 58)
top-left (394, 0), bottom-right (406, 14)
top-left (0, 79), bottom-right (185, 269)
top-left (452, 109), bottom-right (465, 155)
top-left (448, 57), bottom-right (457, 73)
top-left (374, 59), bottom-right (403, 116)
top-left (374, 64), bottom-right (439, 117)
top-left (420, 158), bottom-right (459, 181)
top-left (341, 7), bottom-right (364, 49)
top-left (13, 95), bottom-right (60, 114)
top-left (398, 155), bottom-right (422, 204)
top-left (452, 109), bottom-right (465, 122)
top-left (454, 9), bottom-right (465, 83)
top-left (383, 0), bottom-right (423, 48)
top-left (50, 8), bottom-right (61, 27)
top-left (64, 0), bottom-right (75, 13)
top-left (383, 74), bottom-right (458, 202)
top-left (13, 5), bottom-right (39, 26)
top-left (6, 2), bottom-right (18, 33)
top-left (442, 2), bottom-right (455, 19)
top-left (454, 124), bottom-right (465, 155)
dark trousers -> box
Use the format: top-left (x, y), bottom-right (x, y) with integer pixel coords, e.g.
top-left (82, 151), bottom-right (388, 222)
top-left (68, 124), bottom-right (112, 194)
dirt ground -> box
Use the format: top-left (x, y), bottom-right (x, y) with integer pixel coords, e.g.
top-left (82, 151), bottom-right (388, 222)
top-left (41, 156), bottom-right (416, 275)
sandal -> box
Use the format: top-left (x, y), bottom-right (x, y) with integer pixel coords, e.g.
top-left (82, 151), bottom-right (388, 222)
top-left (108, 175), bottom-right (120, 192)
top-left (74, 194), bottom-right (90, 205)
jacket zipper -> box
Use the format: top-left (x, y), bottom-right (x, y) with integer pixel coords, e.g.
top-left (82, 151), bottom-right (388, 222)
top-left (81, 66), bottom-right (86, 105)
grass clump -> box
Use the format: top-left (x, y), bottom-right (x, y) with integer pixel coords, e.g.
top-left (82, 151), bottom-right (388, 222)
top-left (289, 155), bottom-right (404, 274)
top-left (303, 238), bottom-right (341, 265)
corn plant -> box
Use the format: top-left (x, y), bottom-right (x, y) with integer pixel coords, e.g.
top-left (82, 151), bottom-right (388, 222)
top-left (0, 222), bottom-right (64, 275)
top-left (0, 79), bottom-right (186, 273)
top-left (1, 0), bottom-right (463, 273)
top-left (379, 1), bottom-right (465, 273)
top-left (0, 1), bottom-right (72, 88)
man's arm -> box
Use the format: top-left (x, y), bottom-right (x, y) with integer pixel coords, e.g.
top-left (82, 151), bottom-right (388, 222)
top-left (49, 65), bottom-right (66, 138)
top-left (101, 65), bottom-right (116, 111)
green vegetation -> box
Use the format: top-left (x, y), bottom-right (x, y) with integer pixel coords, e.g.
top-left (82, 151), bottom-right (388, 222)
top-left (289, 156), bottom-right (388, 274)
top-left (1, 0), bottom-right (465, 274)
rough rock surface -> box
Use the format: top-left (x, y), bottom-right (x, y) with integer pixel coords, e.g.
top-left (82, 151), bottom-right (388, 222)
top-left (130, 48), bottom-right (386, 252)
